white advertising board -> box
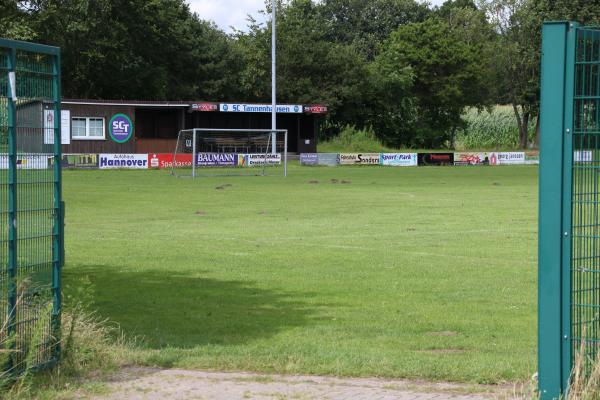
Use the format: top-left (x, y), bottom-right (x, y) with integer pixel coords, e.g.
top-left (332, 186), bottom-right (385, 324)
top-left (0, 154), bottom-right (53, 169)
top-left (219, 104), bottom-right (302, 113)
top-left (99, 154), bottom-right (149, 169)
top-left (381, 153), bottom-right (418, 166)
top-left (238, 153), bottom-right (282, 166)
top-left (489, 152), bottom-right (525, 165)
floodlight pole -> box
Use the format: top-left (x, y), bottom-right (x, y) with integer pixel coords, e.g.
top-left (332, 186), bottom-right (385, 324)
top-left (271, 0), bottom-right (277, 154)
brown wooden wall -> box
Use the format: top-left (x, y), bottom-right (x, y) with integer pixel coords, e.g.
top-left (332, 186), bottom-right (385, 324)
top-left (61, 104), bottom-right (137, 154)
top-left (136, 138), bottom-right (178, 154)
top-left (187, 112), bottom-right (319, 153)
top-left (59, 102), bottom-right (321, 154)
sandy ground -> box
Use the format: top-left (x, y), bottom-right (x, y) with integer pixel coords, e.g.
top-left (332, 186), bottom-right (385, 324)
top-left (88, 368), bottom-right (519, 400)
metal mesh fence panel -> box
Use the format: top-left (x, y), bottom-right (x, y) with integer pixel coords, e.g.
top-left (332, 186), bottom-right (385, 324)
top-left (0, 39), bottom-right (62, 374)
top-left (571, 27), bottom-right (600, 375)
top-left (0, 49), bottom-right (9, 372)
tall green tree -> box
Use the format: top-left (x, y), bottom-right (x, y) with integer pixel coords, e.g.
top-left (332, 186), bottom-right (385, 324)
top-left (436, 0), bottom-right (479, 16)
top-left (7, 0), bottom-right (242, 100)
top-left (318, 0), bottom-right (430, 60)
top-left (237, 0), bottom-right (372, 131)
top-left (485, 0), bottom-right (540, 148)
top-left (375, 17), bottom-right (491, 147)
top-left (439, 1), bottom-right (498, 141)
top-left (485, 0), bottom-right (600, 148)
top-left (0, 1), bottom-right (38, 40)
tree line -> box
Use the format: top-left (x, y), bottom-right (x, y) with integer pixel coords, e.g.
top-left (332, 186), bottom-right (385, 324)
top-left (1, 0), bottom-right (599, 148)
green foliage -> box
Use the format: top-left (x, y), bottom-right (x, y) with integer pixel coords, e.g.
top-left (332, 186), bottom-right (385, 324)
top-left (0, 281), bottom-right (55, 399)
top-left (568, 339), bottom-right (600, 400)
top-left (483, 0), bottom-right (600, 147)
top-left (374, 16), bottom-right (492, 148)
top-left (0, 277), bottom-right (136, 399)
top-left (0, 1), bottom-right (38, 41)
top-left (237, 0), bottom-right (371, 128)
top-left (318, 0), bottom-right (430, 60)
top-left (12, 0), bottom-right (599, 148)
top-left (455, 106), bottom-right (536, 150)
top-left (436, 0), bottom-right (479, 17)
top-left (318, 125), bottom-right (390, 152)
top-left (11, 0), bottom-right (242, 100)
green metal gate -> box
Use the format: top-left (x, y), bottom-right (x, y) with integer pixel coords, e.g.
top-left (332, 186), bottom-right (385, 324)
top-left (0, 39), bottom-right (63, 373)
top-left (539, 22), bottom-right (600, 399)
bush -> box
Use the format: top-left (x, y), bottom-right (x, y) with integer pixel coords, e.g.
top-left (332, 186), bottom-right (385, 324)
top-left (318, 125), bottom-right (391, 153)
top-left (454, 106), bottom-right (536, 150)
top-left (0, 277), bottom-right (136, 399)
top-left (568, 338), bottom-right (600, 400)
top-left (0, 280), bottom-right (55, 397)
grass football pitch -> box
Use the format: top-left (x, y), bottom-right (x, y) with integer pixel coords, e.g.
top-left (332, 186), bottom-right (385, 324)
top-left (63, 164), bottom-right (537, 383)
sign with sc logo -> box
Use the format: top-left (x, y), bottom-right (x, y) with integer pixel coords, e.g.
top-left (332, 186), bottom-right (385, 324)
top-left (109, 114), bottom-right (134, 143)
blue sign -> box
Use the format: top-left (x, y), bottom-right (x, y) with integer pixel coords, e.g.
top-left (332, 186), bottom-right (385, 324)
top-left (219, 103), bottom-right (303, 113)
top-left (300, 153), bottom-right (318, 165)
top-left (196, 153), bottom-right (237, 166)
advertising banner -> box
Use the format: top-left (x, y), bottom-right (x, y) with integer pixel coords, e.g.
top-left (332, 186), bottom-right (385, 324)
top-left (220, 104), bottom-right (302, 113)
top-left (418, 153), bottom-right (454, 166)
top-left (317, 153), bottom-right (339, 166)
top-left (300, 153), bottom-right (318, 165)
top-left (0, 154), bottom-right (53, 170)
top-left (149, 153), bottom-right (193, 169)
top-left (339, 153), bottom-right (380, 165)
top-left (196, 153), bottom-right (237, 167)
top-left (62, 154), bottom-right (99, 169)
top-left (381, 153), bottom-right (418, 166)
top-left (190, 103), bottom-right (218, 112)
top-left (574, 150), bottom-right (593, 163)
top-left (524, 151), bottom-right (540, 165)
top-left (488, 152), bottom-right (525, 165)
top-left (99, 154), bottom-right (148, 169)
top-left (454, 152), bottom-right (489, 166)
top-left (303, 105), bottom-right (328, 114)
top-left (238, 153), bottom-right (281, 166)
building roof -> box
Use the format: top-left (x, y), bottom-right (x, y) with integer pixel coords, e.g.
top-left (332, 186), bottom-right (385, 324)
top-left (62, 99), bottom-right (192, 107)
top-left (61, 99), bottom-right (328, 114)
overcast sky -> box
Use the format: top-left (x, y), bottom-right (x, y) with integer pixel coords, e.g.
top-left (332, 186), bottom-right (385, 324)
top-left (187, 0), bottom-right (446, 33)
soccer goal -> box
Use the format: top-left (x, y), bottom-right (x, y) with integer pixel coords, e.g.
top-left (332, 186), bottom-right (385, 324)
top-left (171, 128), bottom-right (288, 178)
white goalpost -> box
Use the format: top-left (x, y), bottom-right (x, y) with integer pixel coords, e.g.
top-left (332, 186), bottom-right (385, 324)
top-left (170, 128), bottom-right (288, 178)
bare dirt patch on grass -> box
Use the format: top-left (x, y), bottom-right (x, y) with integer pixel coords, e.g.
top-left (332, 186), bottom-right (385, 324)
top-left (427, 331), bottom-right (461, 337)
top-left (89, 368), bottom-right (514, 400)
top-left (418, 349), bottom-right (467, 355)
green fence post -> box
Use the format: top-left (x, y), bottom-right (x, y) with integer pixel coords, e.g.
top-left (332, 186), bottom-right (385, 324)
top-left (51, 51), bottom-right (62, 361)
top-left (539, 21), bottom-right (576, 399)
top-left (560, 21), bottom-right (578, 392)
top-left (6, 47), bottom-right (17, 369)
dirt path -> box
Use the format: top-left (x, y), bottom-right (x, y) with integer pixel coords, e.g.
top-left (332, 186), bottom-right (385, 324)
top-left (90, 368), bottom-right (517, 400)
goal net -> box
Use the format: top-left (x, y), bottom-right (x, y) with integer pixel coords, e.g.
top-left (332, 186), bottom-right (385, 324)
top-left (170, 128), bottom-right (288, 178)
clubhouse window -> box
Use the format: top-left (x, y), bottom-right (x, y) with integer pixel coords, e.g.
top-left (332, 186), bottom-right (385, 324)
top-left (72, 117), bottom-right (105, 140)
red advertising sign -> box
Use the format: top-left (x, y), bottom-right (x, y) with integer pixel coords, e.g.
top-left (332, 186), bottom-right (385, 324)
top-left (454, 152), bottom-right (488, 165)
top-left (190, 103), bottom-right (218, 112)
top-left (304, 105), bottom-right (328, 114)
top-left (148, 153), bottom-right (193, 169)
